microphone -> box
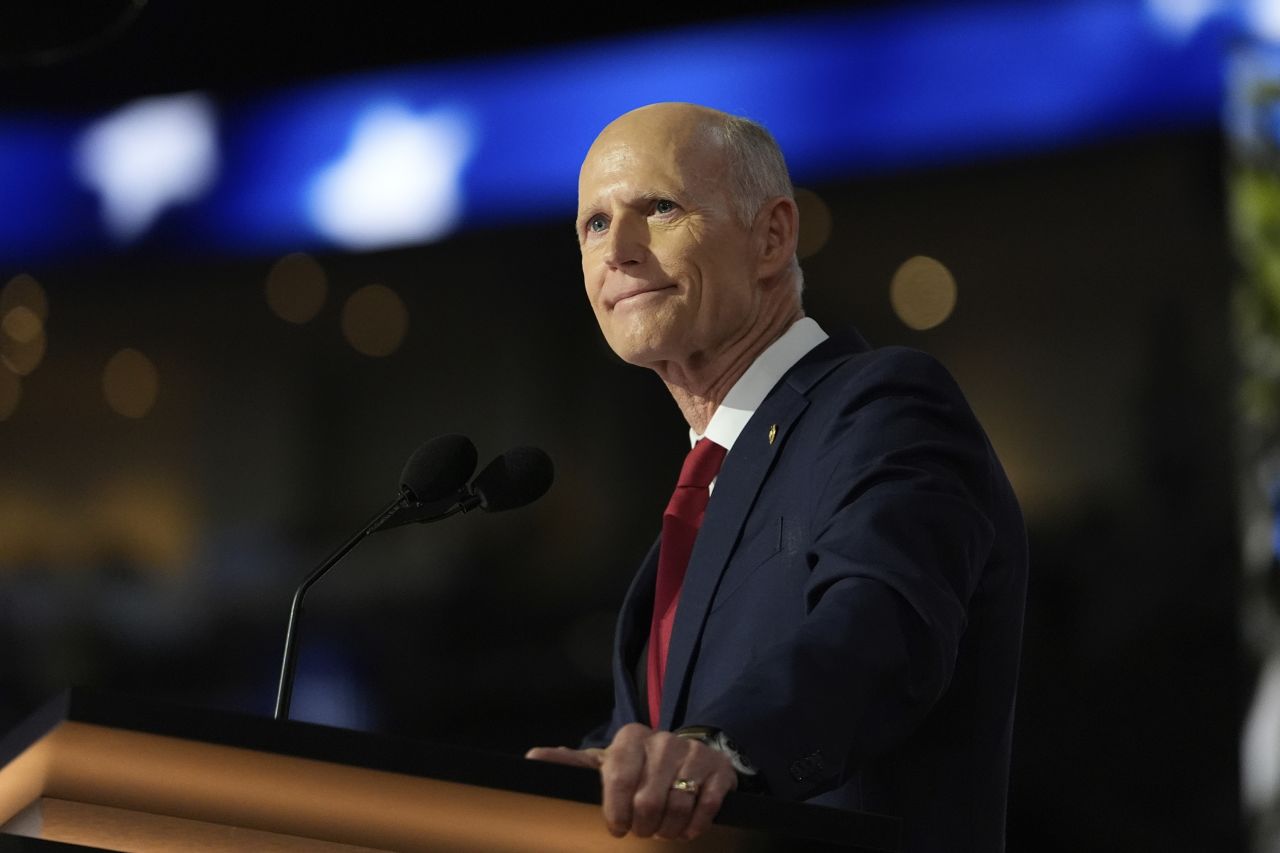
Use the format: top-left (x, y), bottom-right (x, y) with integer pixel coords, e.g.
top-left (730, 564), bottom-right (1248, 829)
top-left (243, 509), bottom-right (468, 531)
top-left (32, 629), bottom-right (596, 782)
top-left (465, 446), bottom-right (555, 512)
top-left (273, 434), bottom-right (476, 721)
top-left (379, 445), bottom-right (555, 530)
top-left (400, 434), bottom-right (478, 503)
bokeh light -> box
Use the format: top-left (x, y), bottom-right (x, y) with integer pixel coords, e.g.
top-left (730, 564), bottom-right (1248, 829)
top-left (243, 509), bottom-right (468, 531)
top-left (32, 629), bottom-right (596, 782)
top-left (2, 305), bottom-right (42, 343)
top-left (266, 252), bottom-right (328, 324)
top-left (341, 284), bottom-right (409, 357)
top-left (75, 93), bottom-right (220, 244)
top-left (103, 348), bottom-right (159, 418)
top-left (0, 274), bottom-right (49, 376)
top-left (889, 255), bottom-right (958, 330)
top-left (88, 475), bottom-right (198, 572)
top-left (1, 329), bottom-right (45, 376)
top-left (795, 188), bottom-right (833, 259)
top-left (0, 274), bottom-right (49, 321)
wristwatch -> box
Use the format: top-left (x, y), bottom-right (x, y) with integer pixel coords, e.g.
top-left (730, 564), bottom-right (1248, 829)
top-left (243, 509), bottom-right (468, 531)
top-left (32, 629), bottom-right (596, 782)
top-left (674, 725), bottom-right (762, 788)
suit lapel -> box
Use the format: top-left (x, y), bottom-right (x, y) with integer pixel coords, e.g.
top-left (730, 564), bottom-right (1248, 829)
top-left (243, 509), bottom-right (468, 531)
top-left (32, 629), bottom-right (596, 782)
top-left (657, 329), bottom-right (870, 729)
top-left (657, 383), bottom-right (808, 728)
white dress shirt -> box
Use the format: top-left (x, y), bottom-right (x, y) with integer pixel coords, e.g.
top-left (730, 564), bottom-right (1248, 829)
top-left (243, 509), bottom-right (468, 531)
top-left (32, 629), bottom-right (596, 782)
top-left (695, 318), bottom-right (829, 489)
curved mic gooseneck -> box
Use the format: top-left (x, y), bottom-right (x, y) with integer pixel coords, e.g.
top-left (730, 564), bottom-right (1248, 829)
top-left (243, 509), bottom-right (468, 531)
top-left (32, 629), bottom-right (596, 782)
top-left (273, 433), bottom-right (477, 721)
top-left (272, 438), bottom-right (555, 721)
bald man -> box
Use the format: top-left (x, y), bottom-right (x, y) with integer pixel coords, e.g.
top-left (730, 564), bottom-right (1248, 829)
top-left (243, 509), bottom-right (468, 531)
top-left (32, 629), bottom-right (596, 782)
top-left (527, 104), bottom-right (1027, 852)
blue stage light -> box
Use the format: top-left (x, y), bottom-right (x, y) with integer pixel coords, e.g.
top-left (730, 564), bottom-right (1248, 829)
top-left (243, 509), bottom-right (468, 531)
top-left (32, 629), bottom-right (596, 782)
top-left (0, 1), bottom-right (1253, 263)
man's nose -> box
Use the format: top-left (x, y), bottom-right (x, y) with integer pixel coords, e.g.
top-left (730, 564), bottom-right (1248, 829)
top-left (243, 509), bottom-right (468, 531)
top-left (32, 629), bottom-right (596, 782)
top-left (604, 214), bottom-right (646, 268)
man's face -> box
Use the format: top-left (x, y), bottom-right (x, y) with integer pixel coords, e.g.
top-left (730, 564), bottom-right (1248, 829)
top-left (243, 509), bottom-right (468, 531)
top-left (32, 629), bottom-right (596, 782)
top-left (577, 111), bottom-right (762, 371)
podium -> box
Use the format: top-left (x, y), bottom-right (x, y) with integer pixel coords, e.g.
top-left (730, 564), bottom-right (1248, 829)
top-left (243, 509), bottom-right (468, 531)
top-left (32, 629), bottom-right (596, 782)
top-left (0, 690), bottom-right (899, 852)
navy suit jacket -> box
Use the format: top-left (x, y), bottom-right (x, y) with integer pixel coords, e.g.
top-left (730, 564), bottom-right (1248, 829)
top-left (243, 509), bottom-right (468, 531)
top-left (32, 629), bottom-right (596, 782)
top-left (587, 329), bottom-right (1028, 852)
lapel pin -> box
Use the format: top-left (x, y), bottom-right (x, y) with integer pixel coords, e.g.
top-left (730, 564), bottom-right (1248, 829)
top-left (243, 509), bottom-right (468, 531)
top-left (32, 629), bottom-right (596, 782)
top-left (768, 424), bottom-right (777, 445)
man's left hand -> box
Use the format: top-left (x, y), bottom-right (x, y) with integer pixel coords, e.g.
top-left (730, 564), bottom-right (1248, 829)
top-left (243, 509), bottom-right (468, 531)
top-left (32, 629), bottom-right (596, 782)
top-left (525, 722), bottom-right (737, 840)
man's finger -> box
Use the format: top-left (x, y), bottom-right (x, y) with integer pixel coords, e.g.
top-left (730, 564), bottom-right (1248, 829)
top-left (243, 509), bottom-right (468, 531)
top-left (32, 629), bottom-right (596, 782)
top-left (629, 731), bottom-right (688, 837)
top-left (654, 771), bottom-right (700, 840)
top-left (655, 741), bottom-right (735, 840)
top-left (600, 724), bottom-right (651, 836)
top-left (523, 746), bottom-right (604, 769)
top-left (681, 766), bottom-right (737, 841)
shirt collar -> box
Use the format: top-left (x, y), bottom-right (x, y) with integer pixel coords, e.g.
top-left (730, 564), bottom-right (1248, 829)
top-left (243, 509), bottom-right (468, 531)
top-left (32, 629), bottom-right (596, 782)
top-left (691, 317), bottom-right (829, 451)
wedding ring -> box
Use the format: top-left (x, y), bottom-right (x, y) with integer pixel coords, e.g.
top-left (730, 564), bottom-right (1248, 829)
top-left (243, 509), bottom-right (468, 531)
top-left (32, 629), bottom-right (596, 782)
top-left (671, 778), bottom-right (700, 795)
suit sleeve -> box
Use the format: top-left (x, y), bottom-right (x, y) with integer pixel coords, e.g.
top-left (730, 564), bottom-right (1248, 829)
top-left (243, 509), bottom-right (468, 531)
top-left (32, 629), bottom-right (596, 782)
top-left (579, 709), bottom-right (623, 750)
top-left (690, 349), bottom-right (998, 801)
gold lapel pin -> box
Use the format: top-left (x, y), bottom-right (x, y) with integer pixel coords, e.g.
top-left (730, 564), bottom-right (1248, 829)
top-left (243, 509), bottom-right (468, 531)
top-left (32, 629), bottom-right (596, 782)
top-left (768, 424), bottom-right (777, 445)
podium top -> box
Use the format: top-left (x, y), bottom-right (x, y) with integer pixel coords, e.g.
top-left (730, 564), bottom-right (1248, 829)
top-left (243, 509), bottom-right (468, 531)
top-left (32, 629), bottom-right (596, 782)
top-left (0, 689), bottom-right (899, 853)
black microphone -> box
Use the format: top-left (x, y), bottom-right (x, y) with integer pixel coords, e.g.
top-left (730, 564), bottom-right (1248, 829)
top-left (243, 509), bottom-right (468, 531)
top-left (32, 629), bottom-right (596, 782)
top-left (400, 434), bottom-right (478, 502)
top-left (273, 434), bottom-right (476, 721)
top-left (378, 445), bottom-right (555, 529)
top-left (465, 446), bottom-right (555, 512)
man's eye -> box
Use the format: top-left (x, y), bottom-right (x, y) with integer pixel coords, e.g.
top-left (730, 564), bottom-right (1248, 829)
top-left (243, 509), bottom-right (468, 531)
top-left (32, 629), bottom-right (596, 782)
top-left (587, 215), bottom-right (608, 233)
top-left (654, 199), bottom-right (676, 215)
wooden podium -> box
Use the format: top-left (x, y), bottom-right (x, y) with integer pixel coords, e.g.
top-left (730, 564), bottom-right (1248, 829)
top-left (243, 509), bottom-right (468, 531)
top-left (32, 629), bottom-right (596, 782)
top-left (0, 690), bottom-right (899, 852)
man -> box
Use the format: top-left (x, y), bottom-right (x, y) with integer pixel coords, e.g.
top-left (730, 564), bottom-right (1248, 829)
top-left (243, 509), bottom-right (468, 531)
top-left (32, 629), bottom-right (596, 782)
top-left (526, 103), bottom-right (1027, 851)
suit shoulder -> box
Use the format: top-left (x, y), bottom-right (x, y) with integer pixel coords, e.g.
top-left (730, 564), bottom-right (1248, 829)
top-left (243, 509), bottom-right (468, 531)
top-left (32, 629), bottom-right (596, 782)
top-left (801, 345), bottom-right (1011, 519)
top-left (822, 344), bottom-right (968, 407)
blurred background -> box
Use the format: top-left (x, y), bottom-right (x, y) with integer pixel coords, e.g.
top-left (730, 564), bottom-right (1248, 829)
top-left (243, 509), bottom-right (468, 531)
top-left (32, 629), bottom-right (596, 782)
top-left (0, 0), bottom-right (1263, 849)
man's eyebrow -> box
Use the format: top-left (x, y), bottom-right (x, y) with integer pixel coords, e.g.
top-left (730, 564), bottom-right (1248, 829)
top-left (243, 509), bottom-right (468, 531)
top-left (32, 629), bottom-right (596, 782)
top-left (574, 186), bottom-right (684, 231)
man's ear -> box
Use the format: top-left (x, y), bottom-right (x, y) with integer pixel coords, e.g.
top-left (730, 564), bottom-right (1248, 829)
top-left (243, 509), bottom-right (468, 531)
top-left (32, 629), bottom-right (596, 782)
top-left (754, 195), bottom-right (800, 280)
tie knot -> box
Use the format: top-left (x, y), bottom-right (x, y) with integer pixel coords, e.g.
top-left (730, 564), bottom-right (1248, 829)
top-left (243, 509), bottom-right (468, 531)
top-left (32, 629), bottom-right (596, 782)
top-left (678, 439), bottom-right (727, 489)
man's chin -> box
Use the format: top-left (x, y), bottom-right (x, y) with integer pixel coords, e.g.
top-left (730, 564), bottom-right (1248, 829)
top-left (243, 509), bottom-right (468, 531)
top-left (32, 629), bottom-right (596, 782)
top-left (605, 334), bottom-right (678, 370)
top-left (597, 318), bottom-right (669, 362)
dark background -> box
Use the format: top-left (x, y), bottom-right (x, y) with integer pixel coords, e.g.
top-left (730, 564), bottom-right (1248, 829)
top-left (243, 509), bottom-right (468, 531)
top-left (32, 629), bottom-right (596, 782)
top-left (0, 2), bottom-right (1245, 850)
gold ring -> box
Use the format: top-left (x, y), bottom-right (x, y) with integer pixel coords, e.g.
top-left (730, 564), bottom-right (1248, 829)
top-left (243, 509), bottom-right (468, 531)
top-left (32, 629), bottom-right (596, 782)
top-left (671, 778), bottom-right (700, 795)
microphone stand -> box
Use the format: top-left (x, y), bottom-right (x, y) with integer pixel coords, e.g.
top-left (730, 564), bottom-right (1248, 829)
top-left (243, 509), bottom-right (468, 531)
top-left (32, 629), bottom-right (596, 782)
top-left (272, 496), bottom-right (465, 720)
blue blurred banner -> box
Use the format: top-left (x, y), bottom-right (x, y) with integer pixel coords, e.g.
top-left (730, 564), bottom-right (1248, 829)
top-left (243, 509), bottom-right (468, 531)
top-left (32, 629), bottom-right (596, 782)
top-left (0, 1), bottom-right (1249, 263)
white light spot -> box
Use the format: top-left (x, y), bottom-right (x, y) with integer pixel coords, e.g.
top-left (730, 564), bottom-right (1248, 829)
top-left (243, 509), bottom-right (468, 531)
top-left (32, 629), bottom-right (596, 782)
top-left (75, 93), bottom-right (219, 243)
top-left (1245, 654), bottom-right (1280, 809)
top-left (308, 104), bottom-right (472, 250)
top-left (1246, 0), bottom-right (1280, 42)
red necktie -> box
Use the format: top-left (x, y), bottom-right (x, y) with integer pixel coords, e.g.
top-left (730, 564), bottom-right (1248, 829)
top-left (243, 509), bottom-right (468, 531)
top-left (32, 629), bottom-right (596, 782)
top-left (647, 438), bottom-right (727, 728)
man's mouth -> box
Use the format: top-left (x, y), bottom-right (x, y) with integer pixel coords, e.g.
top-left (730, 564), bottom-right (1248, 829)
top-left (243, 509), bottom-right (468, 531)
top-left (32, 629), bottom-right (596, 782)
top-left (610, 284), bottom-right (677, 309)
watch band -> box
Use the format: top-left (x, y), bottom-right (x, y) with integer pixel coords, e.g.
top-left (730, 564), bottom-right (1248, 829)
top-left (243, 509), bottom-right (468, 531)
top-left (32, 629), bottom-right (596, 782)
top-left (674, 725), bottom-right (758, 777)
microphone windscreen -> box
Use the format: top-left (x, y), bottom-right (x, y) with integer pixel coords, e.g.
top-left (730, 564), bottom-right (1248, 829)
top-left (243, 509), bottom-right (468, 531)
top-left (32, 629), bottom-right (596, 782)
top-left (471, 446), bottom-right (554, 512)
top-left (401, 434), bottom-right (478, 502)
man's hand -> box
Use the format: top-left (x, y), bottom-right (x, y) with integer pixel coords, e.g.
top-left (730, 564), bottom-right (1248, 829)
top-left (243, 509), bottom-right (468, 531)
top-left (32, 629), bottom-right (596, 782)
top-left (525, 723), bottom-right (737, 841)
